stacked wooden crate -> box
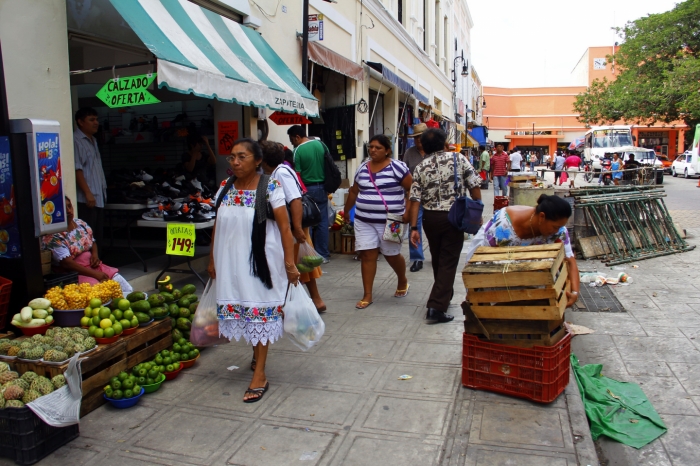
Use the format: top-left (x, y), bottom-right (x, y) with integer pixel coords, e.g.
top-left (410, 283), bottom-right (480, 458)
top-left (460, 243), bottom-right (572, 402)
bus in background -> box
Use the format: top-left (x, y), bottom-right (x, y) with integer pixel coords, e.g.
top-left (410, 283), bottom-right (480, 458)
top-left (583, 125), bottom-right (635, 171)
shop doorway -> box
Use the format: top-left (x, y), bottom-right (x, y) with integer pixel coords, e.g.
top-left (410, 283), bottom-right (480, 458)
top-left (368, 90), bottom-right (384, 139)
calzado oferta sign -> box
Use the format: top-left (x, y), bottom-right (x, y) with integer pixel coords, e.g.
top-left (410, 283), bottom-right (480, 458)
top-left (96, 73), bottom-right (160, 108)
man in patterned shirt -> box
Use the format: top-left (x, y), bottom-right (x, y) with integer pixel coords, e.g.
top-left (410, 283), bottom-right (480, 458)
top-left (408, 129), bottom-right (482, 323)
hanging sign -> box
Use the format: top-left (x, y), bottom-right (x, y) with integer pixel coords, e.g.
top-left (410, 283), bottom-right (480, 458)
top-left (268, 112), bottom-right (312, 126)
top-left (308, 14), bottom-right (324, 42)
top-left (218, 121), bottom-right (240, 155)
top-left (166, 223), bottom-right (195, 257)
top-left (96, 73), bottom-right (160, 108)
top-left (0, 137), bottom-right (20, 258)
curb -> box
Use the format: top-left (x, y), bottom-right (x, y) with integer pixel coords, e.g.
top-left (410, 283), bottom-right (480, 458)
top-left (565, 367), bottom-right (601, 466)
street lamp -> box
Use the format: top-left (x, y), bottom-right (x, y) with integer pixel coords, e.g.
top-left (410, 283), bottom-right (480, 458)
top-left (532, 122), bottom-right (535, 149)
top-left (301, 0), bottom-right (337, 88)
top-left (452, 50), bottom-right (469, 122)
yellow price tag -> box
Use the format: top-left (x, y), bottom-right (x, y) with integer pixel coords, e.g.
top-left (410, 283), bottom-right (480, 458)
top-left (166, 223), bottom-right (195, 257)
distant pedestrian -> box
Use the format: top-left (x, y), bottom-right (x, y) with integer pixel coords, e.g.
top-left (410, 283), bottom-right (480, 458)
top-left (564, 152), bottom-right (582, 188)
top-left (402, 123), bottom-right (428, 273)
top-left (544, 153), bottom-right (551, 169)
top-left (479, 145), bottom-right (491, 181)
top-left (491, 144), bottom-right (510, 196)
top-left (529, 152), bottom-right (538, 172)
top-left (344, 135), bottom-right (412, 309)
top-left (554, 151), bottom-right (566, 185)
top-left (510, 148), bottom-right (523, 172)
top-left (409, 128), bottom-right (482, 324)
top-left (287, 125), bottom-right (330, 262)
top-left (611, 152), bottom-right (623, 185)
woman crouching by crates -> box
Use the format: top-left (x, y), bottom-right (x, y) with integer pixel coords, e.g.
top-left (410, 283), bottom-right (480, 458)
top-left (463, 194), bottom-right (581, 307)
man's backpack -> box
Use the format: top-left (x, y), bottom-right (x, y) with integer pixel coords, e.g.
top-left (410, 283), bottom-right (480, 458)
top-left (321, 142), bottom-right (342, 193)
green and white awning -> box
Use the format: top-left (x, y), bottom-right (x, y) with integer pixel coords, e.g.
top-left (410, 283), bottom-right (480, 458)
top-left (110, 0), bottom-right (318, 117)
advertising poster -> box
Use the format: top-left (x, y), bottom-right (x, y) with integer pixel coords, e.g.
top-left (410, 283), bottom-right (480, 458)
top-left (35, 133), bottom-right (66, 228)
top-left (217, 121), bottom-right (239, 155)
top-left (0, 137), bottom-right (21, 258)
top-left (308, 14), bottom-right (324, 42)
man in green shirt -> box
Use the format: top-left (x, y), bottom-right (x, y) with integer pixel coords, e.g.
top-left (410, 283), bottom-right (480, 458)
top-left (479, 146), bottom-right (490, 188)
top-left (287, 125), bottom-right (330, 261)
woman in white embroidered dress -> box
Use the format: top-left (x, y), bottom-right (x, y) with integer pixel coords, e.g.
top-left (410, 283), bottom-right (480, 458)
top-left (208, 138), bottom-right (300, 403)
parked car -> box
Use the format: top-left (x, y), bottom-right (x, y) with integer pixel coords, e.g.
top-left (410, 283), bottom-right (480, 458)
top-left (656, 155), bottom-right (673, 173)
top-left (671, 151), bottom-right (697, 178)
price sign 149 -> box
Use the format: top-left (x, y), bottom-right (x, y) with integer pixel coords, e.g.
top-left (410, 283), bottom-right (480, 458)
top-left (166, 223), bottom-right (195, 257)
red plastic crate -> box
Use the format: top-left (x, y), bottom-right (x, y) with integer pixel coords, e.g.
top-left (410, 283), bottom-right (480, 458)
top-left (493, 196), bottom-right (509, 212)
top-left (0, 276), bottom-right (12, 331)
top-left (462, 331), bottom-right (571, 403)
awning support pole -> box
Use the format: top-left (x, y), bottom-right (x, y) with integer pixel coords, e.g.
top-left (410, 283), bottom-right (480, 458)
top-left (368, 79), bottom-right (383, 131)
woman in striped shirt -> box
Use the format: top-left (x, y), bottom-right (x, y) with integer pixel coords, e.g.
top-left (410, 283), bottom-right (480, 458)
top-left (343, 135), bottom-right (413, 309)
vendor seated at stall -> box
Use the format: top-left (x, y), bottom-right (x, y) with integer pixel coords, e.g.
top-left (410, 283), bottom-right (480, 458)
top-left (41, 196), bottom-right (132, 294)
top-left (464, 194), bottom-right (580, 307)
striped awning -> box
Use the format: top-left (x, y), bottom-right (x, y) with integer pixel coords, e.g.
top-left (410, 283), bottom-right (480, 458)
top-left (110, 0), bottom-right (318, 117)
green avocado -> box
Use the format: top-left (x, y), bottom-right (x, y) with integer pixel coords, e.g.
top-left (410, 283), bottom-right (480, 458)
top-left (126, 291), bottom-right (146, 303)
top-left (182, 293), bottom-right (198, 304)
top-left (132, 300), bottom-right (151, 313)
top-left (148, 294), bottom-right (166, 307)
top-left (172, 289), bottom-right (182, 300)
top-left (177, 297), bottom-right (191, 308)
top-left (181, 284), bottom-right (196, 295)
top-left (189, 303), bottom-right (198, 313)
top-left (160, 292), bottom-right (174, 303)
top-left (135, 312), bottom-right (150, 323)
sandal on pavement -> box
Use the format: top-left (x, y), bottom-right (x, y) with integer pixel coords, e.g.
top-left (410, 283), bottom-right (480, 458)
top-left (315, 305), bottom-right (327, 313)
top-left (355, 301), bottom-right (373, 309)
top-left (394, 284), bottom-right (410, 298)
top-left (243, 382), bottom-right (269, 403)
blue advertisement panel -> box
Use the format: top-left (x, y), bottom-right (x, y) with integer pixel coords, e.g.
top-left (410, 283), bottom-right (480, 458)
top-left (35, 132), bottom-right (65, 228)
top-left (0, 136), bottom-right (21, 258)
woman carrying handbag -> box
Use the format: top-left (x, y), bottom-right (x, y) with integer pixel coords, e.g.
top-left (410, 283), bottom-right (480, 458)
top-left (343, 135), bottom-right (413, 309)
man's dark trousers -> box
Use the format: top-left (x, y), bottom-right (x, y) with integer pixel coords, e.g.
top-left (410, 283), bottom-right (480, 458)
top-left (422, 209), bottom-right (463, 312)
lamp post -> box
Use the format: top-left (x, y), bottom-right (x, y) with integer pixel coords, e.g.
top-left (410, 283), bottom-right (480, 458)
top-left (452, 50), bottom-right (469, 124)
top-left (301, 0), bottom-right (337, 89)
top-left (532, 122), bottom-right (535, 150)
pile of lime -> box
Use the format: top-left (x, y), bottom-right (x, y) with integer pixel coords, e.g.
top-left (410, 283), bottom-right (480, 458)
top-left (80, 298), bottom-right (138, 339)
top-left (104, 371), bottom-right (142, 400)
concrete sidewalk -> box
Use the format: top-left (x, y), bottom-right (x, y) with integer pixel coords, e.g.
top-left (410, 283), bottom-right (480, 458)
top-left (3, 179), bottom-right (598, 466)
top-left (570, 225), bottom-right (700, 466)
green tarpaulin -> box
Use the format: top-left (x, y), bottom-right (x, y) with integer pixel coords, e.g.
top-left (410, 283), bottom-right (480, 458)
top-left (571, 354), bottom-right (667, 449)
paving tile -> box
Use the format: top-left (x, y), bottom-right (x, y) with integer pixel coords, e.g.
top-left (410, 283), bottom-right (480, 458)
top-left (33, 444), bottom-right (99, 466)
top-left (80, 404), bottom-right (161, 442)
top-left (412, 320), bottom-right (465, 341)
top-left (226, 425), bottom-right (336, 465)
top-left (268, 386), bottom-right (362, 425)
top-left (380, 364), bottom-right (459, 396)
top-left (612, 336), bottom-right (700, 364)
top-left (658, 415), bottom-right (700, 466)
top-left (472, 387), bottom-right (567, 410)
top-left (258, 352), bottom-right (307, 383)
top-left (362, 395), bottom-right (450, 436)
top-left (352, 303), bottom-right (423, 318)
top-left (187, 376), bottom-right (275, 413)
top-left (465, 447), bottom-right (572, 466)
top-left (636, 440), bottom-right (673, 466)
top-left (632, 375), bottom-right (699, 415)
top-left (339, 436), bottom-right (440, 466)
top-left (327, 336), bottom-right (398, 359)
top-left (400, 341), bottom-right (462, 366)
top-left (624, 360), bottom-right (674, 377)
top-left (668, 363), bottom-right (700, 395)
top-left (317, 313), bottom-right (350, 334)
top-left (134, 409), bottom-right (242, 459)
top-left (340, 316), bottom-right (409, 338)
top-left (569, 313), bottom-right (645, 336)
top-left (640, 326), bottom-right (687, 338)
top-left (470, 404), bottom-right (572, 449)
top-left (292, 357), bottom-right (383, 388)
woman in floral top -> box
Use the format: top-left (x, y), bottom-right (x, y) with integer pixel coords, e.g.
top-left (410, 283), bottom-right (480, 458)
top-left (464, 194), bottom-right (581, 307)
top-left (41, 197), bottom-right (132, 292)
top-left (208, 139), bottom-right (299, 403)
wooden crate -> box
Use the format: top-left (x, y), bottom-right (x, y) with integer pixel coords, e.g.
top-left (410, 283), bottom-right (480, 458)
top-left (462, 244), bottom-right (569, 321)
top-left (11, 319), bottom-right (172, 416)
top-left (463, 315), bottom-right (566, 348)
top-left (329, 230), bottom-right (342, 253)
top-left (341, 235), bottom-right (355, 254)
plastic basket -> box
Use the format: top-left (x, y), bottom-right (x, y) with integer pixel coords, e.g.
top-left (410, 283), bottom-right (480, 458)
top-left (43, 272), bottom-right (78, 292)
top-left (0, 406), bottom-right (79, 465)
top-left (0, 276), bottom-right (12, 331)
top-left (462, 331), bottom-right (571, 403)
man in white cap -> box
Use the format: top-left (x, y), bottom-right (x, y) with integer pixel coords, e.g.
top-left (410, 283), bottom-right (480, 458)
top-left (402, 123), bottom-right (427, 272)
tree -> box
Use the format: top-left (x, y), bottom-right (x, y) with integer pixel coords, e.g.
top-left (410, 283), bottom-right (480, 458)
top-left (574, 0), bottom-right (700, 132)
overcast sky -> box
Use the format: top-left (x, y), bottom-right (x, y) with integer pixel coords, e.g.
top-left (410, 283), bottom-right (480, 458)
top-left (469, 0), bottom-right (681, 88)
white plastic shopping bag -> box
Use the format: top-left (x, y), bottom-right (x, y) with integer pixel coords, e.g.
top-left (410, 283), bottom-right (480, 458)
top-left (283, 284), bottom-right (325, 351)
top-left (190, 279), bottom-right (229, 347)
